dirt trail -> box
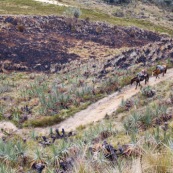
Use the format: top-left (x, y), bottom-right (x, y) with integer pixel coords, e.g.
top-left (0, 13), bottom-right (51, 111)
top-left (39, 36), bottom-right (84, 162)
top-left (34, 0), bottom-right (70, 6)
top-left (25, 68), bottom-right (173, 134)
top-left (1, 69), bottom-right (173, 135)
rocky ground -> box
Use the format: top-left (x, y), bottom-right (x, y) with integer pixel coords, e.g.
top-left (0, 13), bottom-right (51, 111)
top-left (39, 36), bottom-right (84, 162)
top-left (0, 15), bottom-right (161, 73)
top-left (104, 38), bottom-right (173, 69)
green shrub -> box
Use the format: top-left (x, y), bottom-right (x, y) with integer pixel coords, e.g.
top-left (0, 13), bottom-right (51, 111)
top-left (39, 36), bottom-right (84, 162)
top-left (65, 7), bottom-right (82, 19)
top-left (0, 84), bottom-right (12, 94)
top-left (0, 140), bottom-right (27, 166)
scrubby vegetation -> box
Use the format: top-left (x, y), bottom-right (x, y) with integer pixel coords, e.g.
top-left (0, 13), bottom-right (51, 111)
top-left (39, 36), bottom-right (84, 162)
top-left (1, 57), bottom-right (173, 128)
top-left (0, 79), bottom-right (173, 172)
top-left (0, 60), bottom-right (134, 127)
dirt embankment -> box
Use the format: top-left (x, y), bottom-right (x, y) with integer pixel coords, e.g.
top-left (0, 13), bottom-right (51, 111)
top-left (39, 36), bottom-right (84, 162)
top-left (0, 15), bottom-right (161, 72)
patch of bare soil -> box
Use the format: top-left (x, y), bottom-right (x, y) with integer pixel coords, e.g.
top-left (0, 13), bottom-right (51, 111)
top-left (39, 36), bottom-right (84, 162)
top-left (0, 15), bottom-right (161, 72)
top-left (34, 0), bottom-right (70, 6)
top-left (0, 121), bottom-right (18, 138)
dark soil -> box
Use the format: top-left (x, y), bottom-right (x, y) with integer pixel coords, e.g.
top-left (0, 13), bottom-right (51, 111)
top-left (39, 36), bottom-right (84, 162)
top-left (0, 15), bottom-right (162, 72)
top-left (104, 38), bottom-right (173, 69)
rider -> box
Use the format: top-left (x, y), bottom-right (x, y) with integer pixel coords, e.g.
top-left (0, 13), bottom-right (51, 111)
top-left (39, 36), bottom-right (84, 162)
top-left (137, 69), bottom-right (147, 80)
top-left (156, 65), bottom-right (164, 71)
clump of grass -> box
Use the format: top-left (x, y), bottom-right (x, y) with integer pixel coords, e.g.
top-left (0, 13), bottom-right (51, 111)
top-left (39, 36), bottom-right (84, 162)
top-left (0, 164), bottom-right (16, 173)
top-left (143, 150), bottom-right (173, 173)
top-left (123, 103), bottom-right (169, 133)
top-left (116, 106), bottom-right (127, 115)
top-left (119, 75), bottom-right (131, 87)
top-left (141, 86), bottom-right (155, 98)
top-left (116, 98), bottom-right (134, 114)
top-left (0, 139), bottom-right (27, 167)
top-left (0, 84), bottom-right (12, 94)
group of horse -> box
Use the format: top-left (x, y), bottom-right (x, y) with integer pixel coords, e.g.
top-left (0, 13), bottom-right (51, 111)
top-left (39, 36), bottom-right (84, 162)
top-left (131, 65), bottom-right (167, 89)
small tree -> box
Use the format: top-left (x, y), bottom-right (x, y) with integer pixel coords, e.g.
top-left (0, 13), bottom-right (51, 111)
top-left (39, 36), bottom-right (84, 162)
top-left (65, 7), bottom-right (82, 19)
top-left (74, 8), bottom-right (81, 19)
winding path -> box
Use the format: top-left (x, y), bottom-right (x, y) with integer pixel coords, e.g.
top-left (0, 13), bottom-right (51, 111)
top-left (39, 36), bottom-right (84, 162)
top-left (1, 68), bottom-right (173, 135)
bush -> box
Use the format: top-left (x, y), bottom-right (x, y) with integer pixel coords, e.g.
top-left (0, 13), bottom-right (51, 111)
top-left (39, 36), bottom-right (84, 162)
top-left (65, 7), bottom-right (82, 19)
top-left (141, 86), bottom-right (155, 98)
top-left (0, 84), bottom-right (12, 94)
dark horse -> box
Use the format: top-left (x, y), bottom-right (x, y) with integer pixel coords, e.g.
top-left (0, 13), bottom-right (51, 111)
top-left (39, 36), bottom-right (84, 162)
top-left (131, 73), bottom-right (149, 89)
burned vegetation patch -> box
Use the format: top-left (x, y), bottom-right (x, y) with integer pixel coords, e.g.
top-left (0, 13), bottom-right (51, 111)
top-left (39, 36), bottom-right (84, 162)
top-left (111, 38), bottom-right (173, 69)
top-left (0, 15), bottom-right (161, 73)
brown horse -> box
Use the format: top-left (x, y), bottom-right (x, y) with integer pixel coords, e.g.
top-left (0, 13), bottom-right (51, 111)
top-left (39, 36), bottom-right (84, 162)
top-left (131, 73), bottom-right (149, 89)
top-left (152, 65), bottom-right (167, 79)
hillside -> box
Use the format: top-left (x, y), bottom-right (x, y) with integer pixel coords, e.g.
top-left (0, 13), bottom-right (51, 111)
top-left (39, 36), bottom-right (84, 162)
top-left (1, 0), bottom-right (173, 35)
top-left (0, 15), bottom-right (161, 72)
top-left (0, 0), bottom-right (173, 173)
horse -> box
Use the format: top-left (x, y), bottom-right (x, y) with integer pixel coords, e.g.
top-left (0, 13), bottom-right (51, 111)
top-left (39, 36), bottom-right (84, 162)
top-left (131, 73), bottom-right (149, 89)
top-left (152, 65), bottom-right (167, 79)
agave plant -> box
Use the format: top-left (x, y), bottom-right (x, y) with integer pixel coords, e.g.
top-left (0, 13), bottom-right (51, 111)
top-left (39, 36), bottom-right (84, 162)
top-left (140, 106), bottom-right (153, 128)
top-left (29, 147), bottom-right (47, 168)
top-left (0, 84), bottom-right (12, 94)
top-left (0, 163), bottom-right (16, 173)
top-left (0, 140), bottom-right (27, 166)
top-left (123, 112), bottom-right (140, 133)
top-left (50, 140), bottom-right (72, 166)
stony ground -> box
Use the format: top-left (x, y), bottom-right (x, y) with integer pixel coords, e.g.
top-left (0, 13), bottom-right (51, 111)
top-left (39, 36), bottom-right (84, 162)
top-left (104, 38), bottom-right (173, 69)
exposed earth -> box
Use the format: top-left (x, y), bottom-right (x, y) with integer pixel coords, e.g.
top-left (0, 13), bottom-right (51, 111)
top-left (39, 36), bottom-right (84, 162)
top-left (0, 15), bottom-right (162, 72)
